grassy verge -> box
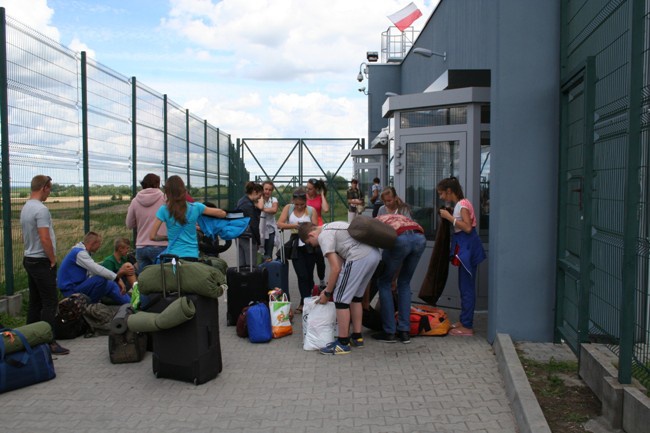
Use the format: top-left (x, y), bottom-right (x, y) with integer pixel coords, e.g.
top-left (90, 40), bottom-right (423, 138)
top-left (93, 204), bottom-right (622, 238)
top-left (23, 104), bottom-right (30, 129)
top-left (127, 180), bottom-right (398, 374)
top-left (518, 354), bottom-right (601, 433)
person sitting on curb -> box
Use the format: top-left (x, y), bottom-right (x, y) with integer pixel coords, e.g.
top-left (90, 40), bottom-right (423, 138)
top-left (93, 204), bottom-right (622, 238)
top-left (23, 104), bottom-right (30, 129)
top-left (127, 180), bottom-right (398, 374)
top-left (101, 237), bottom-right (137, 290)
top-left (299, 221), bottom-right (381, 355)
top-left (58, 232), bottom-right (132, 304)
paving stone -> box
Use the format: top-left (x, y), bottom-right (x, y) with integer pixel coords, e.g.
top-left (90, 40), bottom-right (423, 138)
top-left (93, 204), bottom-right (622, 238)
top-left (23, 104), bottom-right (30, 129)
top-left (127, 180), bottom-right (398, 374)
top-left (0, 247), bottom-right (521, 433)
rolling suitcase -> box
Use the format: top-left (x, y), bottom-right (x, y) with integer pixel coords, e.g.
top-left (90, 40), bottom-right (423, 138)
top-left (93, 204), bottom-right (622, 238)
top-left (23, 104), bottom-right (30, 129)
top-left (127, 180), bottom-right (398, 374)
top-left (259, 229), bottom-right (290, 299)
top-left (150, 255), bottom-right (222, 385)
top-left (226, 237), bottom-right (268, 326)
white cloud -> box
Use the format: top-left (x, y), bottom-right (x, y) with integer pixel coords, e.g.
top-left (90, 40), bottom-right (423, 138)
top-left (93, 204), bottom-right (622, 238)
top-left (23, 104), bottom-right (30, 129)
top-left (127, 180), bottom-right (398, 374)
top-left (0, 0), bottom-right (59, 40)
top-left (156, 0), bottom-right (437, 139)
top-left (68, 38), bottom-right (96, 59)
top-left (161, 0), bottom-right (436, 81)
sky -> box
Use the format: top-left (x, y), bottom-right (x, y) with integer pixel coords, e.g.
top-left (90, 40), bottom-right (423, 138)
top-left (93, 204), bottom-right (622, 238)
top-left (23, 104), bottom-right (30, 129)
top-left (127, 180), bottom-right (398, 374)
top-left (0, 0), bottom-right (439, 141)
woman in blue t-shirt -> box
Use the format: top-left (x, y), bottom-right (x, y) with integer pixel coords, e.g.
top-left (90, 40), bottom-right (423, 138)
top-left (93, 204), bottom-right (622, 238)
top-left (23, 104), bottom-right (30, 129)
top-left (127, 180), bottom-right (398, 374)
top-left (150, 175), bottom-right (226, 260)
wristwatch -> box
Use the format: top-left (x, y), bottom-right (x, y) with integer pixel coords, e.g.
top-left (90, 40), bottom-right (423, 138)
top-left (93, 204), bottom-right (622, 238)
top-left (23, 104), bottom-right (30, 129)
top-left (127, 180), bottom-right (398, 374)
top-left (323, 291), bottom-right (332, 298)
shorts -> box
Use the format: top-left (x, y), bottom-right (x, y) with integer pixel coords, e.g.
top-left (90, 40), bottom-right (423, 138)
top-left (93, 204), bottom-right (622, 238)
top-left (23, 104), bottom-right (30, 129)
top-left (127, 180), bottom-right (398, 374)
top-left (332, 249), bottom-right (381, 304)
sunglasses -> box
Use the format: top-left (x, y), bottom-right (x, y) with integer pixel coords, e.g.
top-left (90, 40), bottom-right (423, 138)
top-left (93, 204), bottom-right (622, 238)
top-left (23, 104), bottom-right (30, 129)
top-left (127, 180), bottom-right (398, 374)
top-left (308, 178), bottom-right (318, 184)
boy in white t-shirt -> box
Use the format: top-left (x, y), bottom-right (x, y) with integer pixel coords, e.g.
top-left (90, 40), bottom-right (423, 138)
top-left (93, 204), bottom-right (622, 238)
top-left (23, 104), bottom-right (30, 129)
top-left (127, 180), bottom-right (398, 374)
top-left (299, 221), bottom-right (381, 355)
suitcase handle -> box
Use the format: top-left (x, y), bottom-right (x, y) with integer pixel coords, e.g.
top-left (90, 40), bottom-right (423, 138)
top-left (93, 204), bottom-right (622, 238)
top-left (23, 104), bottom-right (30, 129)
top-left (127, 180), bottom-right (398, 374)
top-left (235, 237), bottom-right (255, 271)
top-left (278, 229), bottom-right (286, 264)
top-left (159, 254), bottom-right (182, 298)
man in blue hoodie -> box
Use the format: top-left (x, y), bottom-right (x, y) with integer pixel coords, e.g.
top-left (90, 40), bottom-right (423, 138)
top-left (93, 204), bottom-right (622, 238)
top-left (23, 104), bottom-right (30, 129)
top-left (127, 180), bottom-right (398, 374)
top-left (58, 232), bottom-right (132, 304)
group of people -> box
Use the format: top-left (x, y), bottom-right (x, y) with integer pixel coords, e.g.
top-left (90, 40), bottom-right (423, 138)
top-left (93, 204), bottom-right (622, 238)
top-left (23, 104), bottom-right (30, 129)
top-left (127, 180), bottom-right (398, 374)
top-left (20, 173), bottom-right (229, 355)
top-left (250, 175), bottom-right (485, 354)
top-left (21, 171), bottom-right (484, 357)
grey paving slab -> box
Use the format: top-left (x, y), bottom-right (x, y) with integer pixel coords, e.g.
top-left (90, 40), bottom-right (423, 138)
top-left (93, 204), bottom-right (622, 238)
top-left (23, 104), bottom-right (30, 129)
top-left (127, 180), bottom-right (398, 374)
top-left (0, 245), bottom-right (518, 433)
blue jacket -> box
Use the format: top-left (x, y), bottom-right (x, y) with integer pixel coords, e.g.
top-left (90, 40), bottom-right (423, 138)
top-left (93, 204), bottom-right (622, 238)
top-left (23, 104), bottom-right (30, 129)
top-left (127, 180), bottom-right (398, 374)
top-left (197, 215), bottom-right (251, 241)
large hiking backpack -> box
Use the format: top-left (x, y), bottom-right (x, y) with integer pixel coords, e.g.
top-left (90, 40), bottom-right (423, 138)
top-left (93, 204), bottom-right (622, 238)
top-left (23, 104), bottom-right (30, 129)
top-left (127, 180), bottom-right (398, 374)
top-left (407, 305), bottom-right (451, 336)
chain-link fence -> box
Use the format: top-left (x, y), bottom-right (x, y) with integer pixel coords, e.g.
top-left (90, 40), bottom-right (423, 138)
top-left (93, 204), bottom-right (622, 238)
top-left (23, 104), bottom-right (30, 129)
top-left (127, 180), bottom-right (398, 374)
top-left (0, 9), bottom-right (237, 296)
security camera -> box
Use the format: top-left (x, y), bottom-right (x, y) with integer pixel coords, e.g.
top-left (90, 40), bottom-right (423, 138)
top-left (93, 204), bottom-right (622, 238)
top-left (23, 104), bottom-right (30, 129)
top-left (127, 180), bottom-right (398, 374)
top-left (370, 129), bottom-right (389, 148)
top-left (357, 73), bottom-right (364, 82)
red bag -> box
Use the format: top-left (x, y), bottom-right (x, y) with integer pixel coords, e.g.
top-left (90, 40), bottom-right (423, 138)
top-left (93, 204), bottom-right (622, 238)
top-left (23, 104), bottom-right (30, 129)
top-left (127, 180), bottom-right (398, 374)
top-left (407, 305), bottom-right (451, 336)
top-left (236, 306), bottom-right (250, 338)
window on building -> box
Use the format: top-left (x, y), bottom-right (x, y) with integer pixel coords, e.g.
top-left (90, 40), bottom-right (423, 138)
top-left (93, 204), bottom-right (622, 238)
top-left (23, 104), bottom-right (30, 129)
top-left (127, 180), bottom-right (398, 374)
top-left (400, 106), bottom-right (467, 129)
top-left (405, 141), bottom-right (459, 240)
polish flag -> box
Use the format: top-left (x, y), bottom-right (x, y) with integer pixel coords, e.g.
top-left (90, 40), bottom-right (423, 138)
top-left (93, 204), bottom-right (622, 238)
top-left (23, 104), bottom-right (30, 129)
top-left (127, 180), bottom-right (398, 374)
top-left (387, 2), bottom-right (423, 32)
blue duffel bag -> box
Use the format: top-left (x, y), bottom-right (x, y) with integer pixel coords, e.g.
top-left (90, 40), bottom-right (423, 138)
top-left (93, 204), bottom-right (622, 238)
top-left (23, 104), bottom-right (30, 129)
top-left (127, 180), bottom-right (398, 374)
top-left (0, 328), bottom-right (56, 393)
top-left (246, 302), bottom-right (272, 343)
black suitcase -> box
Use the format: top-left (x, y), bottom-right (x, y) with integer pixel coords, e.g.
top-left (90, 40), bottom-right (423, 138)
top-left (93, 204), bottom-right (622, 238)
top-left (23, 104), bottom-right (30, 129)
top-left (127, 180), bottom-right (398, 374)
top-left (150, 255), bottom-right (223, 385)
top-left (226, 237), bottom-right (268, 326)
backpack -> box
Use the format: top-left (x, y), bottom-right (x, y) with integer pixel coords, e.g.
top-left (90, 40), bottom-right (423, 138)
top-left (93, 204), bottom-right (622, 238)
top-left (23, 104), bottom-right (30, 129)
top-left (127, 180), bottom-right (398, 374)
top-left (53, 294), bottom-right (91, 339)
top-left (407, 305), bottom-right (451, 336)
top-left (246, 302), bottom-right (272, 343)
top-left (236, 305), bottom-right (250, 338)
top-left (347, 215), bottom-right (397, 249)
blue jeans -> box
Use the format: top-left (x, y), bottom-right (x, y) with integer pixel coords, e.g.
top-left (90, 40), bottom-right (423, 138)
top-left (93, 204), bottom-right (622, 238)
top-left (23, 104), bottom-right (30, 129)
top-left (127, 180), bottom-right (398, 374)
top-left (136, 245), bottom-right (166, 274)
top-left (61, 275), bottom-right (130, 304)
top-left (263, 232), bottom-right (275, 260)
top-left (378, 231), bottom-right (427, 334)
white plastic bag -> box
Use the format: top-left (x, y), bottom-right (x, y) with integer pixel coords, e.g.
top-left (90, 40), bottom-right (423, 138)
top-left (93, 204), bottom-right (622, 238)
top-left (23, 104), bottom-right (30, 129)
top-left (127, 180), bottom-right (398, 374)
top-left (302, 296), bottom-right (337, 350)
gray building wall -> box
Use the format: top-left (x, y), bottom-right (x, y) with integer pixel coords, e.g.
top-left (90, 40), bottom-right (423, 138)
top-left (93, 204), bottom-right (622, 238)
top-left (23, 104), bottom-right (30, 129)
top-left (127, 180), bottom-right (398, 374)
top-left (489, 1), bottom-right (560, 342)
top-left (367, 0), bottom-right (561, 342)
top-left (366, 64), bottom-right (401, 143)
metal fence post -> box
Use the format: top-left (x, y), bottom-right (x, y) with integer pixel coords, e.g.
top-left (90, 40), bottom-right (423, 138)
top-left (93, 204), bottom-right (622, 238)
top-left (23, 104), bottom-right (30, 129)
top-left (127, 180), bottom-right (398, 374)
top-left (619, 0), bottom-right (644, 385)
top-left (163, 94), bottom-right (168, 180)
top-left (0, 7), bottom-right (14, 296)
top-left (203, 120), bottom-right (208, 202)
top-left (131, 76), bottom-right (137, 243)
top-left (80, 51), bottom-right (90, 234)
top-left (217, 128), bottom-right (221, 205)
top-left (185, 109), bottom-right (190, 184)
top-left (131, 77), bottom-right (137, 198)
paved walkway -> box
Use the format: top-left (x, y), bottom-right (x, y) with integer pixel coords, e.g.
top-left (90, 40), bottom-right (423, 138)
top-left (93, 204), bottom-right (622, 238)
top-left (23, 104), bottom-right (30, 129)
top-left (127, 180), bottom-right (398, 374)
top-left (0, 247), bottom-right (518, 433)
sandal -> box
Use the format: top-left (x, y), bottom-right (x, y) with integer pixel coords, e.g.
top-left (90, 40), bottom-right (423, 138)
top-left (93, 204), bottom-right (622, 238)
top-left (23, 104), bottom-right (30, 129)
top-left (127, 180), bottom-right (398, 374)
top-left (450, 322), bottom-right (462, 329)
top-left (449, 327), bottom-right (474, 336)
top-left (295, 306), bottom-right (303, 314)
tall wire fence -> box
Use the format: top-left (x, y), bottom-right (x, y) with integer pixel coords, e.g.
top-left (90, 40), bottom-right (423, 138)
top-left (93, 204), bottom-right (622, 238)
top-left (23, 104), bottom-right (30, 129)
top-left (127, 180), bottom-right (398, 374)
top-left (0, 10), bottom-right (238, 296)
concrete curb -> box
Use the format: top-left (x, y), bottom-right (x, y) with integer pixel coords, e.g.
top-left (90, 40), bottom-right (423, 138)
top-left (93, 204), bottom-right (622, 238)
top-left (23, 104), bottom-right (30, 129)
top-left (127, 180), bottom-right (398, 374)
top-left (494, 333), bottom-right (552, 433)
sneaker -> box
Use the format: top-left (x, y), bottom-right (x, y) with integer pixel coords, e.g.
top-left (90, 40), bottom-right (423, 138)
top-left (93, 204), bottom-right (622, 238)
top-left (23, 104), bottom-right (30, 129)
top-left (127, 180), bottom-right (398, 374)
top-left (398, 331), bottom-right (411, 344)
top-left (371, 331), bottom-right (397, 343)
top-left (49, 342), bottom-right (70, 355)
top-left (350, 336), bottom-right (364, 348)
top-left (319, 341), bottom-right (351, 355)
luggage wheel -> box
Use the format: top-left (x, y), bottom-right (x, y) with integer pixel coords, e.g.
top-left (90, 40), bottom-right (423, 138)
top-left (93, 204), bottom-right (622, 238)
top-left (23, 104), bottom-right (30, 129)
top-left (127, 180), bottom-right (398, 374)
top-left (194, 378), bottom-right (198, 385)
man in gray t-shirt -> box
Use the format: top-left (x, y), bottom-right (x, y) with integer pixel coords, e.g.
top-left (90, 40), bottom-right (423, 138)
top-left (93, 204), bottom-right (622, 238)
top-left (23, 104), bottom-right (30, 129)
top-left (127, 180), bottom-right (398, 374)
top-left (299, 221), bottom-right (381, 355)
top-left (20, 175), bottom-right (69, 355)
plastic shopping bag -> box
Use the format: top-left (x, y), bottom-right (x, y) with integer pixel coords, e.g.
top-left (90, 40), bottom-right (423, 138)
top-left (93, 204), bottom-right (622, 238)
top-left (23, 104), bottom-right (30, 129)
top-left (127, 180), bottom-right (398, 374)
top-left (269, 292), bottom-right (292, 338)
top-left (302, 296), bottom-right (336, 351)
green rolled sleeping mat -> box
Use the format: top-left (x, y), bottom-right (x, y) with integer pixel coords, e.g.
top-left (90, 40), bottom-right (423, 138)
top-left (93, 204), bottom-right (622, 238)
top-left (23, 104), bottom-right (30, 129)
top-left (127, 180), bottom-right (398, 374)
top-left (126, 297), bottom-right (196, 333)
top-left (138, 261), bottom-right (227, 298)
top-left (1, 321), bottom-right (53, 355)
